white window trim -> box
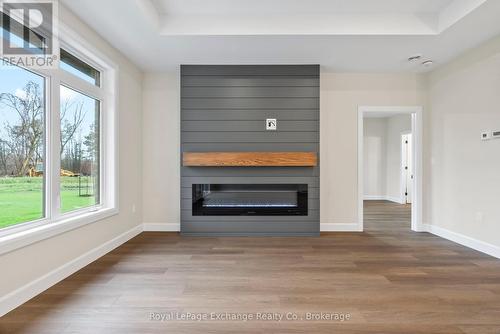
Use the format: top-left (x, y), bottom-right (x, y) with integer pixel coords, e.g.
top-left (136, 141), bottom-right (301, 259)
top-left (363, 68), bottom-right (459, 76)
top-left (0, 21), bottom-right (119, 255)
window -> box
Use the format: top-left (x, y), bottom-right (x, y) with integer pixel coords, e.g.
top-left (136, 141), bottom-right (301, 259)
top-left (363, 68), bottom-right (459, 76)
top-left (60, 49), bottom-right (101, 86)
top-left (0, 14), bottom-right (117, 238)
top-left (60, 86), bottom-right (100, 213)
top-left (0, 64), bottom-right (46, 228)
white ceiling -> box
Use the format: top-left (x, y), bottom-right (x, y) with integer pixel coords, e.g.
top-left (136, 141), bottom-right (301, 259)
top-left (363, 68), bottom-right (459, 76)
top-left (60, 0), bottom-right (500, 72)
top-left (144, 0), bottom-right (485, 35)
top-left (152, 0), bottom-right (456, 15)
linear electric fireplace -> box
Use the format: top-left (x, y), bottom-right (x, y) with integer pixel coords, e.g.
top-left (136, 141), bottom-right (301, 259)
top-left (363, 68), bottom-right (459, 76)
top-left (192, 184), bottom-right (308, 216)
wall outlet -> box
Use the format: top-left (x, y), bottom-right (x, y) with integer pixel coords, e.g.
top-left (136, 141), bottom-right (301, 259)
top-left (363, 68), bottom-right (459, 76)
top-left (266, 119), bottom-right (277, 130)
top-left (481, 131), bottom-right (491, 141)
top-left (132, 204), bottom-right (136, 213)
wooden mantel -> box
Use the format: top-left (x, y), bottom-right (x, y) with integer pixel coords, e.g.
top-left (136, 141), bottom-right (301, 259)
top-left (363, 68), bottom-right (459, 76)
top-left (183, 152), bottom-right (317, 167)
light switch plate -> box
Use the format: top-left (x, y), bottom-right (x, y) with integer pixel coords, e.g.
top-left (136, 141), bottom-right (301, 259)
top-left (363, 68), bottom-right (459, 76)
top-left (266, 118), bottom-right (277, 130)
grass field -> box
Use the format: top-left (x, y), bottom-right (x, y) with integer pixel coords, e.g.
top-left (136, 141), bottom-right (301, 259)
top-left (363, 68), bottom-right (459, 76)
top-left (0, 176), bottom-right (97, 229)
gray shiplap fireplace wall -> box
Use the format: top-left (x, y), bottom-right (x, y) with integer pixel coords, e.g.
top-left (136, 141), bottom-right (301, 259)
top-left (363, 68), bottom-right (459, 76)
top-left (180, 65), bottom-right (320, 235)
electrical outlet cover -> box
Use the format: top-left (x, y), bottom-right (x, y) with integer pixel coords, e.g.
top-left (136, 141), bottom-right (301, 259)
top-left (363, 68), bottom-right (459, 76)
top-left (266, 118), bottom-right (277, 130)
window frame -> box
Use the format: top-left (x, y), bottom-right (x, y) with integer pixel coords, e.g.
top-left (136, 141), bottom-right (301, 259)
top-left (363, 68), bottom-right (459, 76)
top-left (57, 78), bottom-right (103, 217)
top-left (0, 66), bottom-right (49, 232)
top-left (0, 21), bottom-right (119, 253)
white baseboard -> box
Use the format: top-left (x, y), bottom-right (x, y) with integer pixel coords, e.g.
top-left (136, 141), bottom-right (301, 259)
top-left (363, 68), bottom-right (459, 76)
top-left (364, 195), bottom-right (404, 204)
top-left (143, 222), bottom-right (180, 232)
top-left (146, 222), bottom-right (361, 233)
top-left (386, 196), bottom-right (405, 204)
top-left (320, 223), bottom-right (362, 232)
top-left (363, 195), bottom-right (386, 200)
top-left (423, 224), bottom-right (500, 259)
top-left (0, 224), bottom-right (143, 317)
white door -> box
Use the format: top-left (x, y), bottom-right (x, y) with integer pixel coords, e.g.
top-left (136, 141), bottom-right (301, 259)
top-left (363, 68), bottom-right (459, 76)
top-left (402, 134), bottom-right (413, 204)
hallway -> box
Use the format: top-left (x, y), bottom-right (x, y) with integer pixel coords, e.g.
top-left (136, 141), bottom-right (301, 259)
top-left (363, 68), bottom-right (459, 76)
top-left (364, 200), bottom-right (411, 233)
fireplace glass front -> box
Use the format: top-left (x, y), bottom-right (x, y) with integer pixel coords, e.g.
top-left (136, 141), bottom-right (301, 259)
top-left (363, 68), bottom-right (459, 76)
top-left (192, 184), bottom-right (308, 216)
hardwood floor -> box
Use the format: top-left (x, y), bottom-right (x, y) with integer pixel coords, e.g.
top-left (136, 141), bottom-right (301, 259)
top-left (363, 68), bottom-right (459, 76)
top-left (1, 201), bottom-right (500, 333)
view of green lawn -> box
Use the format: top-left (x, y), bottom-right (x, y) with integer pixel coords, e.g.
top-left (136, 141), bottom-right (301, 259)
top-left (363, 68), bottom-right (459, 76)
top-left (1, 68), bottom-right (100, 231)
top-left (0, 176), bottom-right (97, 229)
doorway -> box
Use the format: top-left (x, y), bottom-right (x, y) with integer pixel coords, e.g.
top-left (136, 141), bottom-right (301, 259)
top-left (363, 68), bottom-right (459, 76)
top-left (358, 106), bottom-right (423, 232)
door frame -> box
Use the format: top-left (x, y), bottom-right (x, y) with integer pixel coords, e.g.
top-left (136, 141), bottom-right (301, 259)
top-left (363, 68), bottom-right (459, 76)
top-left (357, 106), bottom-right (423, 232)
top-left (401, 131), bottom-right (412, 205)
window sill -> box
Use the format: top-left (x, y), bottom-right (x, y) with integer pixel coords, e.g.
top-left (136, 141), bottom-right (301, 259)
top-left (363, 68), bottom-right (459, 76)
top-left (0, 208), bottom-right (118, 256)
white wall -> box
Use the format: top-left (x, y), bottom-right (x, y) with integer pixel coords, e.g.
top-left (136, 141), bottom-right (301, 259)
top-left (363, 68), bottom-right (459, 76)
top-left (385, 115), bottom-right (412, 202)
top-left (426, 35), bottom-right (500, 251)
top-left (363, 118), bottom-right (387, 199)
top-left (320, 73), bottom-right (425, 230)
top-left (0, 5), bottom-right (143, 298)
top-left (142, 72), bottom-right (180, 230)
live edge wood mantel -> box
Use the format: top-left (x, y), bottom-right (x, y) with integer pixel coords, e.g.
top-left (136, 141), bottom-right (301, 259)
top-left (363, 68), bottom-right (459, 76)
top-left (183, 152), bottom-right (318, 167)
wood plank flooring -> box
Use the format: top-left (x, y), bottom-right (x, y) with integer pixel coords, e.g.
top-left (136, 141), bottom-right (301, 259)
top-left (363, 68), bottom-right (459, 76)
top-left (1, 200), bottom-right (500, 333)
